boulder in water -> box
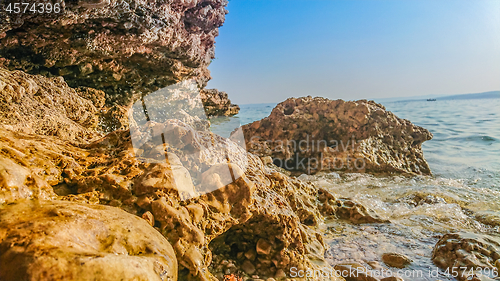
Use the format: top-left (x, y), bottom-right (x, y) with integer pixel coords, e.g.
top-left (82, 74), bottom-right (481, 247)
top-left (241, 97), bottom-right (433, 175)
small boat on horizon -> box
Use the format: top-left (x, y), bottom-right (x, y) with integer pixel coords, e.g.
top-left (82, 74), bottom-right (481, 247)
top-left (427, 98), bottom-right (437, 101)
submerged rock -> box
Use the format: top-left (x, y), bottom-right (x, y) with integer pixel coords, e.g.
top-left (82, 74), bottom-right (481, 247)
top-left (241, 97), bottom-right (432, 175)
top-left (0, 200), bottom-right (177, 281)
top-left (432, 232), bottom-right (500, 281)
top-left (0, 0), bottom-right (228, 105)
top-left (200, 89), bottom-right (240, 116)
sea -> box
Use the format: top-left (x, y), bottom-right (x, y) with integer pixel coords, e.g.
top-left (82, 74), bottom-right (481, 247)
top-left (210, 97), bottom-right (500, 280)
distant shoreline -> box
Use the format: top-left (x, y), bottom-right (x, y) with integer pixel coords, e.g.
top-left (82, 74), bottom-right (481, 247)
top-left (237, 90), bottom-right (500, 106)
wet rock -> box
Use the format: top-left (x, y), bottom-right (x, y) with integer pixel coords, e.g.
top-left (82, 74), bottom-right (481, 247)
top-left (318, 188), bottom-right (387, 224)
top-left (0, 200), bottom-right (177, 281)
top-left (366, 261), bottom-right (385, 271)
top-left (335, 198), bottom-right (388, 224)
top-left (395, 193), bottom-right (447, 207)
top-left (0, 0), bottom-right (228, 105)
top-left (432, 232), bottom-right (500, 281)
top-left (381, 253), bottom-right (412, 269)
top-left (241, 97), bottom-right (432, 175)
top-left (475, 211), bottom-right (500, 227)
top-left (99, 104), bottom-right (132, 132)
top-left (0, 68), bottom-right (101, 141)
top-left (200, 89), bottom-right (240, 116)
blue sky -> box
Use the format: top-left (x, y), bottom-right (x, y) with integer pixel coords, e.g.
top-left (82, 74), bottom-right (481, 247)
top-left (206, 0), bottom-right (500, 104)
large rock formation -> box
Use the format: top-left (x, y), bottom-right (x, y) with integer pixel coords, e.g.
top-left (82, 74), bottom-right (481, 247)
top-left (0, 0), bottom-right (228, 105)
top-left (0, 200), bottom-right (178, 281)
top-left (240, 97), bottom-right (433, 175)
top-left (0, 121), bottom-right (352, 280)
top-left (200, 89), bottom-right (240, 116)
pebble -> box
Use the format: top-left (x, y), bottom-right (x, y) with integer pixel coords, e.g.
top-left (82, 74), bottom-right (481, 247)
top-left (382, 253), bottom-right (412, 268)
top-left (274, 268), bottom-right (286, 278)
top-left (366, 261), bottom-right (385, 271)
top-left (245, 249), bottom-right (257, 261)
top-left (256, 239), bottom-right (272, 255)
top-left (241, 260), bottom-right (256, 275)
top-left (141, 211), bottom-right (154, 226)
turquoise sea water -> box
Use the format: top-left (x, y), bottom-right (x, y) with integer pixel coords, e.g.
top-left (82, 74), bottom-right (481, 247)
top-left (211, 97), bottom-right (500, 280)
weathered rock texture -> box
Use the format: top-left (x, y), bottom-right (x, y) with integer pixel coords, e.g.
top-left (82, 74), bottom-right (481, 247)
top-left (0, 0), bottom-right (228, 105)
top-left (200, 89), bottom-right (240, 116)
top-left (0, 200), bottom-right (177, 281)
top-left (432, 232), bottom-right (500, 281)
top-left (0, 67), bottom-right (102, 141)
top-left (0, 122), bottom-right (357, 280)
top-left (241, 97), bottom-right (433, 175)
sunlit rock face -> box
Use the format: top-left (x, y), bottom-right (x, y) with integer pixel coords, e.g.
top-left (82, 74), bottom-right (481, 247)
top-left (241, 96), bottom-right (433, 175)
top-left (0, 0), bottom-right (228, 105)
top-left (0, 200), bottom-right (178, 281)
top-left (0, 123), bottom-right (351, 280)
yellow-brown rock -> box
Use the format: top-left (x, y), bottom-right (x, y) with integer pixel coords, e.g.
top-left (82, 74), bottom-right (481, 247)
top-left (0, 200), bottom-right (177, 281)
top-left (432, 232), bottom-right (500, 281)
top-left (0, 123), bottom-right (349, 280)
top-left (0, 67), bottom-right (101, 141)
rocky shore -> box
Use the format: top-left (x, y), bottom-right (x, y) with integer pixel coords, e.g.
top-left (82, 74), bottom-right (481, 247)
top-left (1, 0), bottom-right (499, 281)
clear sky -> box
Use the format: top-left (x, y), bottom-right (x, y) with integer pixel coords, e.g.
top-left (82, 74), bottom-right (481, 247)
top-left (206, 0), bottom-right (500, 104)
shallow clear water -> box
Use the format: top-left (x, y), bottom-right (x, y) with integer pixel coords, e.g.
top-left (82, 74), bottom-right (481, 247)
top-left (211, 97), bottom-right (500, 279)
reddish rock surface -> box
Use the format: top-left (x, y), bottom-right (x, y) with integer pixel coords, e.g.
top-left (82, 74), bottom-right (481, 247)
top-left (0, 0), bottom-right (228, 105)
top-left (241, 96), bottom-right (433, 175)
